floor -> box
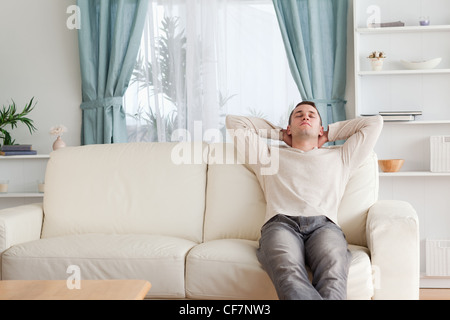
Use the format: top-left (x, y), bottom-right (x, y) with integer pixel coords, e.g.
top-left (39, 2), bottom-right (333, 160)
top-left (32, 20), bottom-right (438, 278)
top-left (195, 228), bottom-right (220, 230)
top-left (419, 288), bottom-right (450, 300)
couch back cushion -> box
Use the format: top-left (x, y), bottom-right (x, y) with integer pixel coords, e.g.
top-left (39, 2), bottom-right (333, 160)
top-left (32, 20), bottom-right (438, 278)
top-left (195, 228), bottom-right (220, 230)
top-left (204, 144), bottom-right (378, 247)
top-left (42, 142), bottom-right (207, 243)
top-left (203, 143), bottom-right (266, 242)
top-left (338, 151), bottom-right (379, 247)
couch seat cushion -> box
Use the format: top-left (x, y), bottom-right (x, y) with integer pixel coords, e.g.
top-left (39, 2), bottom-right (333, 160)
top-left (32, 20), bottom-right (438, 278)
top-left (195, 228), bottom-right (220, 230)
top-left (2, 234), bottom-right (196, 299)
top-left (186, 240), bottom-right (373, 300)
top-left (186, 239), bottom-right (277, 299)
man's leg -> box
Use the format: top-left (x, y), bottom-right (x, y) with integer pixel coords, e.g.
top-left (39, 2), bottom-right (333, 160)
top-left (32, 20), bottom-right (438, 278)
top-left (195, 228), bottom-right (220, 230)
top-left (256, 215), bottom-right (322, 300)
top-left (304, 217), bottom-right (351, 300)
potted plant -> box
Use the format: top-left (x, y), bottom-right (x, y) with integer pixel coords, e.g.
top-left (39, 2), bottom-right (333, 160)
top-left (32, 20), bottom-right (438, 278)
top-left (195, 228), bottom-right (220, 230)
top-left (0, 98), bottom-right (37, 147)
top-left (368, 51), bottom-right (386, 71)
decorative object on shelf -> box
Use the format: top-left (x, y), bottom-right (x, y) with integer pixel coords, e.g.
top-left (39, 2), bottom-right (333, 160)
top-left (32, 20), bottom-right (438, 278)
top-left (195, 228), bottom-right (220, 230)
top-left (0, 180), bottom-right (9, 193)
top-left (426, 239), bottom-right (450, 276)
top-left (0, 97), bottom-right (37, 147)
top-left (368, 51), bottom-right (386, 71)
top-left (400, 57), bottom-right (441, 70)
top-left (37, 180), bottom-right (45, 193)
top-left (378, 159), bottom-right (405, 172)
top-left (50, 125), bottom-right (68, 151)
top-left (419, 16), bottom-right (430, 26)
top-left (430, 136), bottom-right (450, 173)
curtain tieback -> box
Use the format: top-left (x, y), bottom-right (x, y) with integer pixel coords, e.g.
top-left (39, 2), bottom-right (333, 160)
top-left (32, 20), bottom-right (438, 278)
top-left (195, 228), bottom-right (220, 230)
top-left (81, 97), bottom-right (124, 110)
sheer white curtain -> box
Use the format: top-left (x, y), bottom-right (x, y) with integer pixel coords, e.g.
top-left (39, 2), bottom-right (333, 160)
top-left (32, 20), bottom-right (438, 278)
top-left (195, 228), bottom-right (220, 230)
top-left (124, 0), bottom-right (301, 143)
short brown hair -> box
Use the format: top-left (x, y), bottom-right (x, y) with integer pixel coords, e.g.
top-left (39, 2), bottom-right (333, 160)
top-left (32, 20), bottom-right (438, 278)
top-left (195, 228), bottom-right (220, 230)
top-left (288, 101), bottom-right (322, 126)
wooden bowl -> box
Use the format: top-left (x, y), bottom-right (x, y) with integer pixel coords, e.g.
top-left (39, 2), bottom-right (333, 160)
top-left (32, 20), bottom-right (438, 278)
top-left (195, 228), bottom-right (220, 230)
top-left (378, 159), bottom-right (405, 172)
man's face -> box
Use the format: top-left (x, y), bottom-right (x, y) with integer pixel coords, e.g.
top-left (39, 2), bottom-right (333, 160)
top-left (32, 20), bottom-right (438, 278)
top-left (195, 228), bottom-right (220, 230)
top-left (287, 104), bottom-right (323, 139)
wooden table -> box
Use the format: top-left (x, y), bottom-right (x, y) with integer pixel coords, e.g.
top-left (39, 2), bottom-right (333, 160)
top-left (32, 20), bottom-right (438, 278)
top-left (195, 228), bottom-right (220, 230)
top-left (0, 280), bottom-right (151, 300)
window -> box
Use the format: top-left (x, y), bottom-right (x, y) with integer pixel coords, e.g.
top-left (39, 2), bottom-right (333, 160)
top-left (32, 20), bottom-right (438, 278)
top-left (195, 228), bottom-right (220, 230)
top-left (124, 0), bottom-right (301, 143)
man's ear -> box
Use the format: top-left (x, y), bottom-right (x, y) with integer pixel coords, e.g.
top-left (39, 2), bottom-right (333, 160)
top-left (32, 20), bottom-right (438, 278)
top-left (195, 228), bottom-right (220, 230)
top-left (318, 126), bottom-right (324, 137)
top-left (286, 125), bottom-right (292, 135)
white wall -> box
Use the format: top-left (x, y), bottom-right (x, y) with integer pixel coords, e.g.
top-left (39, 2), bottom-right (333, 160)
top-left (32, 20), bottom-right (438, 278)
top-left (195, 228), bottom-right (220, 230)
top-left (0, 0), bottom-right (81, 155)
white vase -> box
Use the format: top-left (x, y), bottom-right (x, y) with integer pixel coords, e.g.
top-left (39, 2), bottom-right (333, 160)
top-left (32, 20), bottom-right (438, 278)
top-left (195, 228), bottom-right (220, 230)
top-left (370, 58), bottom-right (384, 71)
top-left (53, 136), bottom-right (66, 151)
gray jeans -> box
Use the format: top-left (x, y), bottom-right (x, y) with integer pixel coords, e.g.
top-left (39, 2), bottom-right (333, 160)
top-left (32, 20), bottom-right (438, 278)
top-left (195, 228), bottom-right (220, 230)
top-left (257, 214), bottom-right (351, 300)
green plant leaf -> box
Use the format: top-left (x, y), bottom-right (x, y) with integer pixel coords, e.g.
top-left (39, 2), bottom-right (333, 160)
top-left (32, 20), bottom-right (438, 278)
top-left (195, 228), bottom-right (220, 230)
top-left (0, 97), bottom-right (37, 146)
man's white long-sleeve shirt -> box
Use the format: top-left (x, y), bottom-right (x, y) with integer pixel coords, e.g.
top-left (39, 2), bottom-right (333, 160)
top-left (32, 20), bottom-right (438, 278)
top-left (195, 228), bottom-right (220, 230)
top-left (226, 115), bottom-right (383, 225)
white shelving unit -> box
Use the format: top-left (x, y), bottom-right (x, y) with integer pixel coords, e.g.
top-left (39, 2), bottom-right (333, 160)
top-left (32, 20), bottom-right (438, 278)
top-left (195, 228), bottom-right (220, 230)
top-left (379, 171), bottom-right (450, 177)
top-left (354, 0), bottom-right (450, 288)
top-left (358, 69), bottom-right (450, 76)
top-left (0, 155), bottom-right (49, 209)
top-left (356, 24), bottom-right (450, 34)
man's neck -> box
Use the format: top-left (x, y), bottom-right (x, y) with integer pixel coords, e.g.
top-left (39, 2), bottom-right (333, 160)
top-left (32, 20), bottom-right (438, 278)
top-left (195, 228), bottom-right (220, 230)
top-left (291, 138), bottom-right (318, 152)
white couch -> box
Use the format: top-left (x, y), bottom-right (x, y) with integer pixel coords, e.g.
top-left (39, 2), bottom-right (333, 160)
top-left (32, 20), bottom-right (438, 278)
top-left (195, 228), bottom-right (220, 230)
top-left (0, 142), bottom-right (419, 299)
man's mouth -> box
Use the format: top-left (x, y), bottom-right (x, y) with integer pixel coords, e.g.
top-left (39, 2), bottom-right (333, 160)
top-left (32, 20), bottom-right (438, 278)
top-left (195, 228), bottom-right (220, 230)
top-left (300, 122), bottom-right (311, 127)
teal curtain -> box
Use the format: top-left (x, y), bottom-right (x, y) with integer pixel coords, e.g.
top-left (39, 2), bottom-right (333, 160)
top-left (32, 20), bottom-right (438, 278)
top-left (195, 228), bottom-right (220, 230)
top-left (77, 0), bottom-right (148, 145)
top-left (273, 0), bottom-right (348, 132)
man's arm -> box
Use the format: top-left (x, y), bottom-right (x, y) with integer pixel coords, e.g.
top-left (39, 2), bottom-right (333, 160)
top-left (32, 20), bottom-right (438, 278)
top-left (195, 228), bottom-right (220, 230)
top-left (226, 115), bottom-right (284, 166)
top-left (327, 115), bottom-right (383, 167)
top-left (226, 115), bottom-right (284, 141)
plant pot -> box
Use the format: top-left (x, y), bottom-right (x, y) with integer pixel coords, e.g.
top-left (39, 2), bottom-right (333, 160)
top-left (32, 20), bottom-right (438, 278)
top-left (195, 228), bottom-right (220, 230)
top-left (370, 58), bottom-right (384, 71)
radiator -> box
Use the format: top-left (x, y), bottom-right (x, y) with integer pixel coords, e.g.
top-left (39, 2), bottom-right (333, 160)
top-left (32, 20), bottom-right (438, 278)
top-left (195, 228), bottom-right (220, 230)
top-left (426, 239), bottom-right (450, 276)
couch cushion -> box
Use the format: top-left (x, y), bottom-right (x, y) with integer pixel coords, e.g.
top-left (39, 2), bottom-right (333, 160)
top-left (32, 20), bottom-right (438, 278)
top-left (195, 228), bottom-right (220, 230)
top-left (42, 142), bottom-right (207, 243)
top-left (204, 143), bottom-right (266, 242)
top-left (1, 234), bottom-right (196, 299)
top-left (338, 152), bottom-right (379, 247)
top-left (186, 239), bottom-right (277, 299)
top-left (185, 240), bottom-right (373, 300)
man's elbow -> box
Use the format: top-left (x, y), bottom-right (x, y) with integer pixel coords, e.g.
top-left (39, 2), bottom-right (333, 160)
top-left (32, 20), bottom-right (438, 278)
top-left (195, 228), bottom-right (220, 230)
top-left (226, 114), bottom-right (246, 130)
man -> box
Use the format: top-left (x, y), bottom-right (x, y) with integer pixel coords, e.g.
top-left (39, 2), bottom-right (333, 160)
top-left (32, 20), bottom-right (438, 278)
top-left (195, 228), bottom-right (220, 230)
top-left (226, 101), bottom-right (383, 300)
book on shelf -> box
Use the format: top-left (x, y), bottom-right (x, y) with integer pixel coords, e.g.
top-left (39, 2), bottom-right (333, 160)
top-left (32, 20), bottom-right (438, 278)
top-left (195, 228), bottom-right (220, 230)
top-left (368, 21), bottom-right (405, 28)
top-left (361, 111), bottom-right (422, 122)
top-left (379, 111), bottom-right (422, 116)
top-left (381, 115), bottom-right (415, 121)
top-left (0, 150), bottom-right (37, 156)
top-left (0, 144), bottom-right (37, 156)
top-left (1, 144), bottom-right (33, 151)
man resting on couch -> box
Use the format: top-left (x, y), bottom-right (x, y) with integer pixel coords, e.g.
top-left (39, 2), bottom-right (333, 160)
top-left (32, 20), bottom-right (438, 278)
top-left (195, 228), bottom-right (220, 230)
top-left (226, 101), bottom-right (383, 300)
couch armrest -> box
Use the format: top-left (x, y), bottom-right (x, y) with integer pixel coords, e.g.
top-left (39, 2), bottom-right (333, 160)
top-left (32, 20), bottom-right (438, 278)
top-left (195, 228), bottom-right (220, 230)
top-left (0, 203), bottom-right (43, 253)
top-left (366, 200), bottom-right (420, 300)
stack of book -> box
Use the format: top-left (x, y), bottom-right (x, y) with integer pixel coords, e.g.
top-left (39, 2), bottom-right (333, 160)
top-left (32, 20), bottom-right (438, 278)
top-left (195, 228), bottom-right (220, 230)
top-left (0, 145), bottom-right (37, 156)
top-left (362, 111), bottom-right (422, 122)
top-left (379, 111), bottom-right (422, 122)
top-left (368, 21), bottom-right (405, 28)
